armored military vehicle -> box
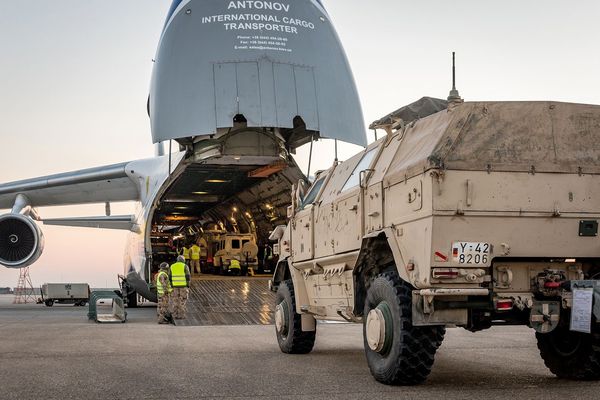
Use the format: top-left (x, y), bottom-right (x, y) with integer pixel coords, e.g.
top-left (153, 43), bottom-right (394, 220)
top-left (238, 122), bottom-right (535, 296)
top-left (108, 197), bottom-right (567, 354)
top-left (213, 233), bottom-right (259, 274)
top-left (270, 96), bottom-right (600, 385)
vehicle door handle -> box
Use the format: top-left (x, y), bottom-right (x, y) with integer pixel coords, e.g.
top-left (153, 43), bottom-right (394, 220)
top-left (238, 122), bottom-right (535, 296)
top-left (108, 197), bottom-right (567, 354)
top-left (348, 205), bottom-right (358, 211)
top-left (368, 211), bottom-right (380, 217)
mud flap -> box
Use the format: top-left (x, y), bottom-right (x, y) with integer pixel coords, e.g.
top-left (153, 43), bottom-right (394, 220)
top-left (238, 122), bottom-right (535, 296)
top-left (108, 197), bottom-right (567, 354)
top-left (570, 281), bottom-right (600, 320)
top-left (411, 292), bottom-right (467, 326)
top-left (569, 280), bottom-right (600, 333)
top-left (301, 314), bottom-right (316, 332)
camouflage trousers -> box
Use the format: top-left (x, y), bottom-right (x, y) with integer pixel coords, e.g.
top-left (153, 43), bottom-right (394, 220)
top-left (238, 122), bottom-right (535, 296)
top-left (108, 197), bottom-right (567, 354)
top-left (157, 293), bottom-right (172, 323)
top-left (171, 287), bottom-right (189, 319)
top-left (190, 259), bottom-right (200, 274)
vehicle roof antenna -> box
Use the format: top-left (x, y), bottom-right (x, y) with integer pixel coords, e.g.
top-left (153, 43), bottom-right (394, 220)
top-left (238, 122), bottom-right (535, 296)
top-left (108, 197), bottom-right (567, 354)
top-left (447, 52), bottom-right (463, 105)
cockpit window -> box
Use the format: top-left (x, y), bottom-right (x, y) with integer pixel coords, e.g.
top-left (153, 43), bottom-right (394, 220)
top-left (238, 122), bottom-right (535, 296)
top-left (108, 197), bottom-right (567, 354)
top-left (163, 0), bottom-right (184, 30)
top-left (341, 148), bottom-right (377, 192)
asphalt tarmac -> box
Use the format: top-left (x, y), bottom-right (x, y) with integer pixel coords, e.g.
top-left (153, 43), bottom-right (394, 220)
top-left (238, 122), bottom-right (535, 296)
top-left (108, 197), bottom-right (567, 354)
top-left (1, 295), bottom-right (599, 400)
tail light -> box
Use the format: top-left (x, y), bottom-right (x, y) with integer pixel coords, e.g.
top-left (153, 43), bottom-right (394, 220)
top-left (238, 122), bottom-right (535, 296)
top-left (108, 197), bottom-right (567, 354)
top-left (432, 268), bottom-right (459, 279)
top-left (544, 282), bottom-right (561, 288)
top-left (496, 299), bottom-right (513, 311)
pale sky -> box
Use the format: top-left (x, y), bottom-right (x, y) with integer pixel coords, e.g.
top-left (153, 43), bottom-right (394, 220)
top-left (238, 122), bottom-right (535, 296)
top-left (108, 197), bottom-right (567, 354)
top-left (1, 0), bottom-right (599, 287)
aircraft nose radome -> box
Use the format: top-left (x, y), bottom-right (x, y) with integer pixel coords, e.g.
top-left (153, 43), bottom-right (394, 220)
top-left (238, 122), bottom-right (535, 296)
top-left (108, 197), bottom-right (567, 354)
top-left (150, 0), bottom-right (367, 148)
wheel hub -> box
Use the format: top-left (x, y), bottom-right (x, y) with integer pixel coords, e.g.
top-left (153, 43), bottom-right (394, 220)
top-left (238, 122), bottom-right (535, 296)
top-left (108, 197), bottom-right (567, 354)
top-left (275, 302), bottom-right (288, 334)
top-left (366, 302), bottom-right (392, 353)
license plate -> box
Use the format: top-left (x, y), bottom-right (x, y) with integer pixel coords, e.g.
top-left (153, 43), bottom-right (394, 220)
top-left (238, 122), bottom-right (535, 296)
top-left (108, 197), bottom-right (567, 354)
top-left (452, 242), bottom-right (490, 265)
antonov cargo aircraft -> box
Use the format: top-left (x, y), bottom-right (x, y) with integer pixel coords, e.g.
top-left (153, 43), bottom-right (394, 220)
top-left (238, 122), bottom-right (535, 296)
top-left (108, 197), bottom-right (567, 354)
top-left (0, 0), bottom-right (366, 303)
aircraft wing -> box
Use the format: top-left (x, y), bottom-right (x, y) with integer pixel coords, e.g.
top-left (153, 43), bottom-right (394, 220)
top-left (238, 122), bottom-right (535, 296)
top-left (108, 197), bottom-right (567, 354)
top-left (42, 215), bottom-right (138, 231)
top-left (0, 162), bottom-right (140, 210)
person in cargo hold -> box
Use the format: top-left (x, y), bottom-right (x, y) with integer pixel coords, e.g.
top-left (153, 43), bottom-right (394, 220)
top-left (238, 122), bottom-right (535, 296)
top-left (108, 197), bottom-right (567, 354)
top-left (229, 256), bottom-right (242, 276)
top-left (190, 243), bottom-right (201, 274)
top-left (169, 255), bottom-right (191, 319)
top-left (155, 262), bottom-right (173, 324)
top-left (179, 244), bottom-right (190, 263)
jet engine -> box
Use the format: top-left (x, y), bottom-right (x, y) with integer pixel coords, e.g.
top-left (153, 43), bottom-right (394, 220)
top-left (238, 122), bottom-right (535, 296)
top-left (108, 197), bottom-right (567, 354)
top-left (0, 213), bottom-right (44, 268)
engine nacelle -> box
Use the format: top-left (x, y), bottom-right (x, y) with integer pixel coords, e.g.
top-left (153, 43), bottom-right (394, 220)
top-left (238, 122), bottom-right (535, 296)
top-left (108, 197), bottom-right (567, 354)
top-left (0, 213), bottom-right (45, 268)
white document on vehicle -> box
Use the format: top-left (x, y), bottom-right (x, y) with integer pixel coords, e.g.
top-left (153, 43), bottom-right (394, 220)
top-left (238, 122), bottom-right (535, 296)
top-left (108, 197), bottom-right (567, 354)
top-left (570, 288), bottom-right (594, 333)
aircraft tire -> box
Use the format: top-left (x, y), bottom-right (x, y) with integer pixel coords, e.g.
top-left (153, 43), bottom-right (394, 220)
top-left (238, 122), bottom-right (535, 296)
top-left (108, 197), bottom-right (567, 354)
top-left (363, 271), bottom-right (445, 385)
top-left (275, 279), bottom-right (316, 354)
top-left (126, 290), bottom-right (138, 308)
top-left (536, 325), bottom-right (600, 380)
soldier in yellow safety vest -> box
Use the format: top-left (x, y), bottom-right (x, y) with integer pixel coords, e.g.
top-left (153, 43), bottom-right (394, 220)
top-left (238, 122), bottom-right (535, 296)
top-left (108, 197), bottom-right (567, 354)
top-left (155, 262), bottom-right (173, 324)
top-left (190, 243), bottom-right (201, 274)
top-left (229, 257), bottom-right (242, 276)
top-left (179, 245), bottom-right (190, 262)
top-left (169, 255), bottom-right (191, 319)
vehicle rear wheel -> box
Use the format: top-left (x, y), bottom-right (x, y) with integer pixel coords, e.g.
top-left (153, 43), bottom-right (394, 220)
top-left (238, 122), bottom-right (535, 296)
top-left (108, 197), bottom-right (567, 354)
top-left (536, 324), bottom-right (600, 380)
top-left (45, 299), bottom-right (54, 307)
top-left (363, 271), bottom-right (445, 385)
top-left (275, 279), bottom-right (316, 354)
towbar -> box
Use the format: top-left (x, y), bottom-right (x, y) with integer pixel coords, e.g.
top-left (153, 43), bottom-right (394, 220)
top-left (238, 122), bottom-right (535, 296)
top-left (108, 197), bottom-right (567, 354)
top-left (418, 288), bottom-right (489, 296)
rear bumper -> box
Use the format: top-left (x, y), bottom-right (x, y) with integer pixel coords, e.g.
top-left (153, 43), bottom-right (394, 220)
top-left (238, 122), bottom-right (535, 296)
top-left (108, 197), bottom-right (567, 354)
top-left (418, 288), bottom-right (489, 297)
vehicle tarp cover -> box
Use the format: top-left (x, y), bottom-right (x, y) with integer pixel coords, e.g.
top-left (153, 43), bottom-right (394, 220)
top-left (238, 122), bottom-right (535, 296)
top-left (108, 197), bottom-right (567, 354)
top-left (384, 101), bottom-right (600, 178)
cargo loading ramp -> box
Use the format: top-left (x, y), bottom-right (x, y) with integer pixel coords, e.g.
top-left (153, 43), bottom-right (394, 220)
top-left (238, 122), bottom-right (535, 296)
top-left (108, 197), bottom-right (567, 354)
top-left (174, 277), bottom-right (275, 326)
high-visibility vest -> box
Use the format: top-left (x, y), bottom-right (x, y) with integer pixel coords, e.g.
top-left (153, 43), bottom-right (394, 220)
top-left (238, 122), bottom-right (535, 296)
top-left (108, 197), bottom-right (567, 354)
top-left (156, 271), bottom-right (172, 296)
top-left (230, 259), bottom-right (241, 270)
top-left (190, 245), bottom-right (201, 260)
top-left (170, 262), bottom-right (188, 287)
top-left (180, 247), bottom-right (190, 259)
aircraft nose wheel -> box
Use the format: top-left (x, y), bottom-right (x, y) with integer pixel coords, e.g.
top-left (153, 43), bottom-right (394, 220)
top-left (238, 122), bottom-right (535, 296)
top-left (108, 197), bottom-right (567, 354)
top-left (366, 302), bottom-right (393, 354)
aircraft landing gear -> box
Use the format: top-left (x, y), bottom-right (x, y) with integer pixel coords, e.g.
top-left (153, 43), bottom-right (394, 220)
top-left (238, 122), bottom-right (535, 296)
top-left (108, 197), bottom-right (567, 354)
top-left (119, 275), bottom-right (138, 308)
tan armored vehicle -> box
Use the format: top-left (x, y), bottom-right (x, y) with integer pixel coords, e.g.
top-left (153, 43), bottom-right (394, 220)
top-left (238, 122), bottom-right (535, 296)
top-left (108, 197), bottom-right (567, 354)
top-left (270, 97), bottom-right (600, 385)
top-left (213, 233), bottom-right (259, 272)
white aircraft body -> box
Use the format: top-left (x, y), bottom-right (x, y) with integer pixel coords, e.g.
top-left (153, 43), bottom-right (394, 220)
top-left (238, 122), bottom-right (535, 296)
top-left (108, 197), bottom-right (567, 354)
top-left (0, 0), bottom-right (366, 303)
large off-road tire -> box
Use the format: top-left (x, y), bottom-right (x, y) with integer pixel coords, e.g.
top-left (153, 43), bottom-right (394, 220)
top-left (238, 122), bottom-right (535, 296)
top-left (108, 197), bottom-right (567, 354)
top-left (363, 271), bottom-right (445, 385)
top-left (275, 279), bottom-right (316, 354)
top-left (536, 324), bottom-right (600, 380)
